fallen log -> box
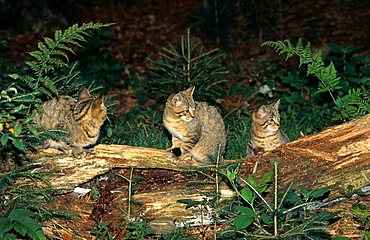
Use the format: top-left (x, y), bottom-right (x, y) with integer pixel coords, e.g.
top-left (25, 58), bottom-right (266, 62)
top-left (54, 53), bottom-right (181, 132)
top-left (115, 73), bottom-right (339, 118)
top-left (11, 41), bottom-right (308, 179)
top-left (27, 113), bottom-right (370, 237)
top-left (28, 113), bottom-right (370, 197)
top-left (244, 113), bottom-right (370, 197)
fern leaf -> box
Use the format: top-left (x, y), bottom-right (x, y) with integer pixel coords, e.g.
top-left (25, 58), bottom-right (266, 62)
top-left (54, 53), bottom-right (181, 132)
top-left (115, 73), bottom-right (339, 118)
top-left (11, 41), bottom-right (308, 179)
top-left (48, 50), bottom-right (69, 61)
top-left (38, 87), bottom-right (52, 98)
top-left (37, 42), bottom-right (49, 53)
top-left (56, 43), bottom-right (74, 54)
top-left (47, 58), bottom-right (67, 68)
top-left (28, 52), bottom-right (42, 63)
top-left (24, 22), bottom-right (113, 98)
top-left (54, 30), bottom-right (62, 41)
top-left (41, 76), bottom-right (58, 95)
top-left (262, 38), bottom-right (370, 121)
top-left (43, 37), bottom-right (55, 49)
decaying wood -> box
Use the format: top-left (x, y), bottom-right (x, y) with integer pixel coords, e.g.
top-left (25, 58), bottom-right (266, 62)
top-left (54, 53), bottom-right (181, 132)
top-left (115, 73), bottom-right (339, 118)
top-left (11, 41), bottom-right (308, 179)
top-left (243, 113), bottom-right (370, 197)
top-left (28, 113), bottom-right (370, 196)
top-left (28, 113), bottom-right (370, 236)
top-left (28, 144), bottom-right (204, 193)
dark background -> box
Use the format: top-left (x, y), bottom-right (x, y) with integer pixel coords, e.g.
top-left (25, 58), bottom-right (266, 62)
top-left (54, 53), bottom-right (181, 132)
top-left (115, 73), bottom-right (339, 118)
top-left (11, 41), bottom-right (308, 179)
top-left (1, 0), bottom-right (369, 73)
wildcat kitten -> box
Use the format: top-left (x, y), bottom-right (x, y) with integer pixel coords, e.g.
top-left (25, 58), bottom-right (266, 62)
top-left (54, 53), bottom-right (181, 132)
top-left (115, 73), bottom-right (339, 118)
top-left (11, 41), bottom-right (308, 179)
top-left (33, 87), bottom-right (107, 158)
top-left (247, 99), bottom-right (289, 156)
top-left (163, 86), bottom-right (226, 164)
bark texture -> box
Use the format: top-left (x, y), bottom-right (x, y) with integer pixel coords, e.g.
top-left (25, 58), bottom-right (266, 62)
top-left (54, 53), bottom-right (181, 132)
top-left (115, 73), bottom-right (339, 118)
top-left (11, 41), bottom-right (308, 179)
top-left (27, 114), bottom-right (370, 237)
top-left (28, 113), bottom-right (370, 197)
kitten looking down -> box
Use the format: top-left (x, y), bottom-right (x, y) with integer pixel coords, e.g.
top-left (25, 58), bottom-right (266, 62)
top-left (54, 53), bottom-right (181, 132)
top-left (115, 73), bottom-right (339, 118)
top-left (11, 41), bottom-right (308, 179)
top-left (163, 86), bottom-right (226, 164)
top-left (33, 87), bottom-right (107, 158)
top-left (247, 99), bottom-right (289, 156)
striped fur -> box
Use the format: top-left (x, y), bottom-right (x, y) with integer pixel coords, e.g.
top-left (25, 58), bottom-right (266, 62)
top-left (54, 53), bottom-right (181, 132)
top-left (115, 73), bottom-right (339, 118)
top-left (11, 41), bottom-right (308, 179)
top-left (33, 87), bottom-right (107, 157)
top-left (163, 86), bottom-right (226, 164)
top-left (247, 99), bottom-right (289, 156)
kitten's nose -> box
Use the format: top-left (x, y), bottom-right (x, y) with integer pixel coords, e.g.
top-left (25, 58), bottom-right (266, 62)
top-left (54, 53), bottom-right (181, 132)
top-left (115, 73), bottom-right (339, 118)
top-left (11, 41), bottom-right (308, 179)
top-left (274, 121), bottom-right (280, 127)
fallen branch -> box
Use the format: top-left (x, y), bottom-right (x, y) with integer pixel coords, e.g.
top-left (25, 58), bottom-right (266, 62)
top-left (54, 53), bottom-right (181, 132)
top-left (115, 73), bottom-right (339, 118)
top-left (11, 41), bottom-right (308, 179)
top-left (27, 114), bottom-right (370, 237)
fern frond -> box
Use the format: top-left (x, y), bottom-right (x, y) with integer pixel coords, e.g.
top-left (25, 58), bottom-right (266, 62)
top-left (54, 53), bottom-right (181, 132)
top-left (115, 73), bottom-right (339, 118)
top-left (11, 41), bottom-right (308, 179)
top-left (24, 22), bottom-right (113, 98)
top-left (263, 38), bottom-right (370, 121)
top-left (263, 39), bottom-right (342, 104)
top-left (334, 88), bottom-right (370, 120)
top-left (316, 62), bottom-right (341, 93)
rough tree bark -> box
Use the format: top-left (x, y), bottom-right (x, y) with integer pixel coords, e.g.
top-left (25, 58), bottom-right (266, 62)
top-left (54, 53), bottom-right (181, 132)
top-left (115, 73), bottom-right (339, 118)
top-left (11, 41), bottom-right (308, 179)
top-left (28, 113), bottom-right (370, 236)
top-left (29, 113), bottom-right (370, 196)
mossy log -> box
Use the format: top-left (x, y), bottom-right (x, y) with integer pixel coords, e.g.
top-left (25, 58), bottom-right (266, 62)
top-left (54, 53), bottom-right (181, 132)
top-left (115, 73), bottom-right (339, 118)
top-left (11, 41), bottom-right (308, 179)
top-left (28, 113), bottom-right (370, 236)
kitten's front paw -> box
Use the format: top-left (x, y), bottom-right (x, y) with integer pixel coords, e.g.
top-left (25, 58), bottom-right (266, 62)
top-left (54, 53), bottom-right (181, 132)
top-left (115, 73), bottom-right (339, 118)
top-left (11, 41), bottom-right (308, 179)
top-left (84, 147), bottom-right (96, 157)
top-left (71, 146), bottom-right (87, 158)
top-left (178, 153), bottom-right (192, 162)
top-left (169, 155), bottom-right (180, 163)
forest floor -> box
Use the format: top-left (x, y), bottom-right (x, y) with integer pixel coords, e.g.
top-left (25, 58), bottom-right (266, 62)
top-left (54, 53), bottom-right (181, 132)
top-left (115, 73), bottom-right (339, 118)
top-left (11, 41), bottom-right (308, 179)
top-left (2, 0), bottom-right (370, 238)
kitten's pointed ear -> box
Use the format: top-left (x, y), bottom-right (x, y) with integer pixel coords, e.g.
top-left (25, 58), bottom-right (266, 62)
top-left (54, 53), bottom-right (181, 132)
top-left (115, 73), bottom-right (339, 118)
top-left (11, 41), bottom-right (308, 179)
top-left (272, 99), bottom-right (281, 109)
top-left (91, 94), bottom-right (105, 114)
top-left (79, 87), bottom-right (91, 100)
top-left (172, 94), bottom-right (182, 107)
top-left (94, 94), bottom-right (104, 106)
top-left (184, 86), bottom-right (195, 97)
top-left (256, 105), bottom-right (268, 118)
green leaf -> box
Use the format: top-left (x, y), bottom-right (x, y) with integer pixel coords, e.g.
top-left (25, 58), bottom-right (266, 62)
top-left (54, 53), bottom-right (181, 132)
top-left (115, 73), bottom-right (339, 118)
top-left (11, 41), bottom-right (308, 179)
top-left (352, 208), bottom-right (363, 216)
top-left (12, 139), bottom-right (26, 152)
top-left (308, 186), bottom-right (329, 198)
top-left (12, 217), bottom-right (43, 240)
top-left (30, 229), bottom-right (45, 240)
top-left (365, 231), bottom-right (370, 240)
top-left (1, 233), bottom-right (17, 240)
top-left (240, 187), bottom-right (254, 202)
top-left (235, 206), bottom-right (256, 218)
top-left (27, 125), bottom-right (39, 135)
top-left (43, 37), bottom-right (55, 48)
top-left (261, 213), bottom-right (273, 225)
top-left (107, 127), bottom-right (113, 138)
top-left (24, 116), bottom-right (34, 123)
top-left (37, 42), bottom-right (48, 53)
top-left (0, 217), bottom-right (13, 235)
top-left (260, 172), bottom-right (272, 184)
top-left (54, 30), bottom-right (62, 41)
top-left (300, 186), bottom-right (309, 198)
top-left (226, 168), bottom-right (237, 182)
top-left (257, 185), bottom-right (268, 193)
top-left (7, 73), bottom-right (20, 80)
top-left (235, 214), bottom-right (253, 230)
top-left (177, 199), bottom-right (201, 209)
top-left (1, 134), bottom-right (9, 146)
top-left (13, 125), bottom-right (22, 137)
top-left (247, 175), bottom-right (257, 188)
top-left (9, 209), bottom-right (34, 221)
top-left (13, 222), bottom-right (27, 236)
top-left (21, 217), bottom-right (42, 232)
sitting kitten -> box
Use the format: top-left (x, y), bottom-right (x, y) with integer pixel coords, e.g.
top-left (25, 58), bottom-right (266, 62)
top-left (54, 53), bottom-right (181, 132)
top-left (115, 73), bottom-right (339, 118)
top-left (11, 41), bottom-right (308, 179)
top-left (33, 87), bottom-right (107, 157)
top-left (163, 86), bottom-right (226, 164)
top-left (247, 99), bottom-right (289, 156)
